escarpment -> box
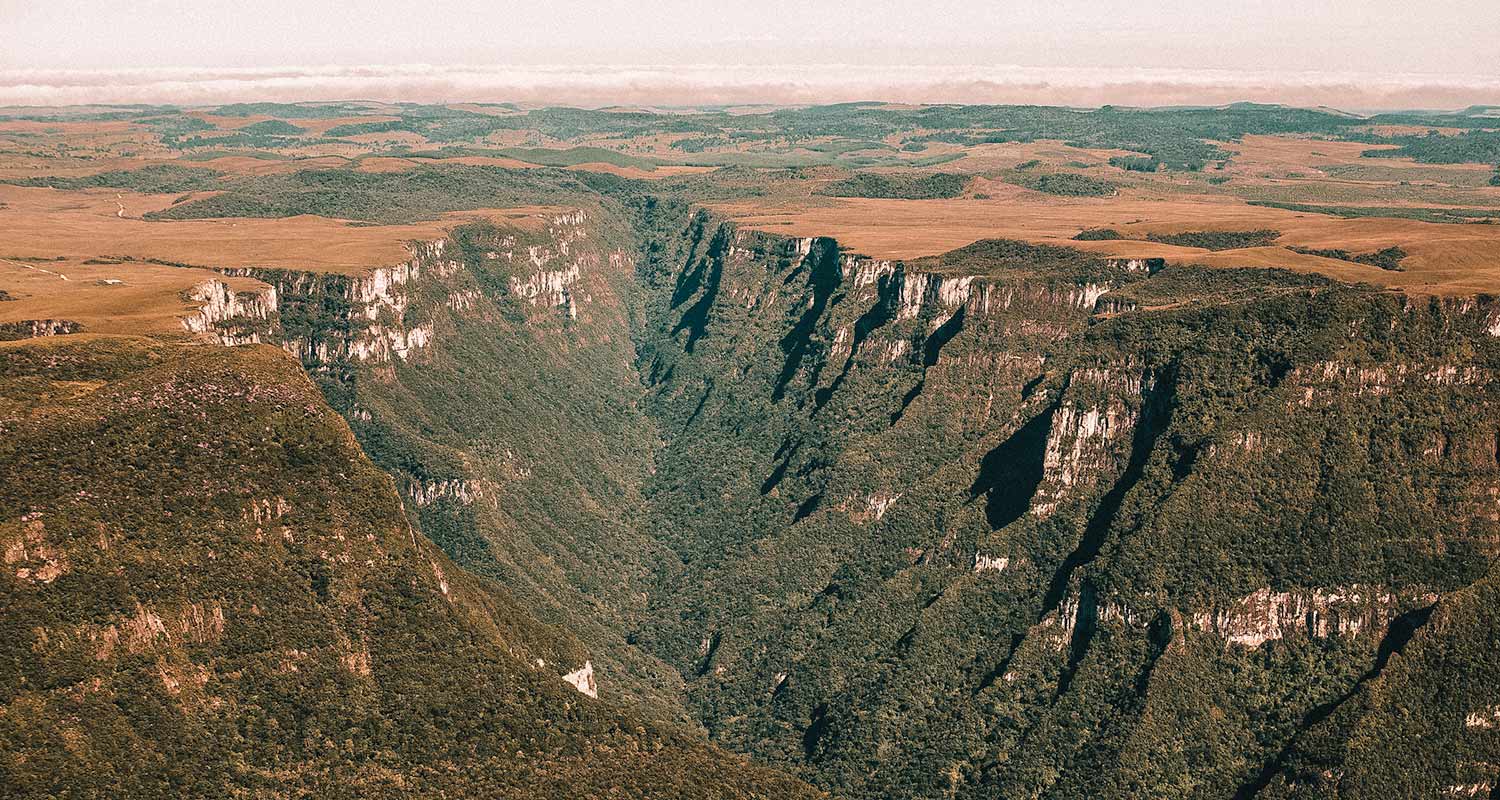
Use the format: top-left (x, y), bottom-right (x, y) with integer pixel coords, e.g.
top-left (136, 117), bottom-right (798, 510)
top-left (180, 278), bottom-right (280, 345)
top-left (212, 239), bottom-right (451, 368)
top-left (0, 335), bottom-right (820, 800)
top-left (622, 205), bottom-right (1500, 799)
top-left (179, 206), bottom-right (692, 720)
top-left (0, 318), bottom-right (83, 340)
top-left (81, 191), bottom-right (1500, 799)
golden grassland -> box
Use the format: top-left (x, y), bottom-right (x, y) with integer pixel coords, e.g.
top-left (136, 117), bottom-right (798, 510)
top-left (935, 140), bottom-right (1146, 173)
top-left (0, 185), bottom-right (569, 275)
top-left (686, 132), bottom-right (1500, 295)
top-left (3, 112), bottom-right (1499, 302)
top-left (712, 191), bottom-right (1500, 295)
top-left (0, 257), bottom-right (271, 337)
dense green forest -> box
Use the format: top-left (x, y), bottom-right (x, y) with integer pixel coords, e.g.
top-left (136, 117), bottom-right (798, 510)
top-left (145, 165), bottom-right (600, 223)
top-left (1145, 229), bottom-right (1282, 250)
top-left (0, 336), bottom-right (819, 799)
top-left (1289, 244), bottom-right (1409, 270)
top-left (14, 163), bottom-right (227, 193)
top-left (619, 212), bottom-right (1500, 797)
top-left (1361, 130), bottom-right (1500, 164)
top-left (1008, 171), bottom-right (1118, 196)
top-left (6, 100), bottom-right (1500, 798)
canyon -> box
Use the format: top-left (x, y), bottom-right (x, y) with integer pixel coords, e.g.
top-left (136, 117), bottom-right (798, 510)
top-left (116, 193), bottom-right (1500, 799)
top-left (6, 100), bottom-right (1500, 798)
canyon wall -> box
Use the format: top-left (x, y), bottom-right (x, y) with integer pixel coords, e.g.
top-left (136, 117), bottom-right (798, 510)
top-left (626, 202), bottom-right (1500, 799)
top-left (191, 206), bottom-right (691, 719)
top-left (0, 334), bottom-right (819, 800)
top-left (176, 195), bottom-right (1500, 798)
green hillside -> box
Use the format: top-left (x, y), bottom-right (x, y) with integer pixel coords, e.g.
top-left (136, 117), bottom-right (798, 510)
top-left (621, 211), bottom-right (1500, 797)
top-left (7, 99), bottom-right (1500, 797)
top-left (0, 335), bottom-right (819, 799)
top-left (179, 186), bottom-right (1500, 797)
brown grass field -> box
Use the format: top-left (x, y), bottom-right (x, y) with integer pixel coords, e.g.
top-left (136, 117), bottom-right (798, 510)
top-left (936, 140), bottom-right (1145, 173)
top-left (712, 192), bottom-right (1500, 295)
top-left (0, 257), bottom-right (271, 337)
top-left (3, 109), bottom-right (1499, 325)
top-left (0, 185), bottom-right (568, 275)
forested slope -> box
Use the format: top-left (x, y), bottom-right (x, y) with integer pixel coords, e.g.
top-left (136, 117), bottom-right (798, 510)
top-left (9, 165), bottom-right (1500, 798)
top-left (623, 201), bottom-right (1500, 798)
top-left (0, 335), bottom-right (820, 799)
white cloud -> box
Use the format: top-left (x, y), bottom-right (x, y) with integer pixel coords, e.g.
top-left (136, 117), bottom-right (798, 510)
top-left (2, 63), bottom-right (1497, 111)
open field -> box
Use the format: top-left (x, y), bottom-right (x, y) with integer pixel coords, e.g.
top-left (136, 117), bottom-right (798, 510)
top-left (3, 100), bottom-right (1499, 300)
top-left (934, 140), bottom-right (1147, 173)
top-left (713, 193), bottom-right (1500, 294)
top-left (0, 184), bottom-right (568, 275)
top-left (0, 257), bottom-right (270, 336)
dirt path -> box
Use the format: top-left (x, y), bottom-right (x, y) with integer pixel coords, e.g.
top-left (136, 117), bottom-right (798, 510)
top-left (0, 258), bottom-right (69, 280)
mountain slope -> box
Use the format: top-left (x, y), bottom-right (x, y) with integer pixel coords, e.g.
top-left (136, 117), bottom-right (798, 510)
top-left (0, 334), bottom-right (820, 799)
top-left (207, 205), bottom-right (693, 720)
top-left (36, 184), bottom-right (1500, 798)
top-left (621, 203), bottom-right (1500, 798)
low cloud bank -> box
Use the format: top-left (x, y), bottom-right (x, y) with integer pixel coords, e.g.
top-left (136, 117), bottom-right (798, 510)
top-left (3, 63), bottom-right (1497, 112)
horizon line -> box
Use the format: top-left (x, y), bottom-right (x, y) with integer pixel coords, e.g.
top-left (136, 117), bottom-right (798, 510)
top-left (4, 63), bottom-right (1499, 112)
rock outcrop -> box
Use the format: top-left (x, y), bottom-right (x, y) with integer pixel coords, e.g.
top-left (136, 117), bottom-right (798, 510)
top-left (1191, 586), bottom-right (1438, 648)
top-left (181, 279), bottom-right (279, 345)
top-left (0, 318), bottom-right (82, 340)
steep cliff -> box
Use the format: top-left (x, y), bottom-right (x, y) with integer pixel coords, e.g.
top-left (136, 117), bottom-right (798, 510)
top-left (624, 200), bottom-right (1500, 799)
top-left (0, 318), bottom-right (84, 340)
top-left (0, 334), bottom-right (819, 799)
top-left (98, 189), bottom-right (1500, 798)
top-left (195, 206), bottom-right (688, 719)
top-left (179, 278), bottom-right (280, 346)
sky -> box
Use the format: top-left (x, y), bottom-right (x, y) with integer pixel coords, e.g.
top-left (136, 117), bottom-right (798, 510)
top-left (2, 0), bottom-right (1498, 109)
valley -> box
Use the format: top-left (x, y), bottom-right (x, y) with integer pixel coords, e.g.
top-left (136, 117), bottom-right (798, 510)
top-left (4, 100), bottom-right (1500, 799)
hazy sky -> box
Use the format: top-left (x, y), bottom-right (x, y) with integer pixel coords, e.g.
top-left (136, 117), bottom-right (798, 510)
top-left (2, 0), bottom-right (1498, 108)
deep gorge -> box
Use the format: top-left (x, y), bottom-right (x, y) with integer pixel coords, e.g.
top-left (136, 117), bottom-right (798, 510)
top-left (186, 192), bottom-right (1500, 799)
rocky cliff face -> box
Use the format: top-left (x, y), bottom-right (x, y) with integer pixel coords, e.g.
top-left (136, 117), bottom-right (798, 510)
top-left (0, 318), bottom-right (83, 340)
top-left (180, 278), bottom-right (280, 345)
top-left (190, 206), bottom-right (688, 720)
top-left (151, 193), bottom-right (1500, 799)
top-left (1191, 585), bottom-right (1440, 648)
top-left (0, 335), bottom-right (819, 799)
top-left (624, 203), bottom-right (1500, 799)
top-left (214, 241), bottom-right (449, 369)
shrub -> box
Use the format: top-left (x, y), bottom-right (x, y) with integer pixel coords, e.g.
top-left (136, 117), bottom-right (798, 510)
top-left (1289, 244), bottom-right (1408, 271)
top-left (1012, 172), bottom-right (1117, 197)
top-left (240, 119), bottom-right (306, 136)
top-left (1146, 229), bottom-right (1281, 250)
top-left (817, 172), bottom-right (968, 199)
top-left (1110, 155), bottom-right (1160, 172)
